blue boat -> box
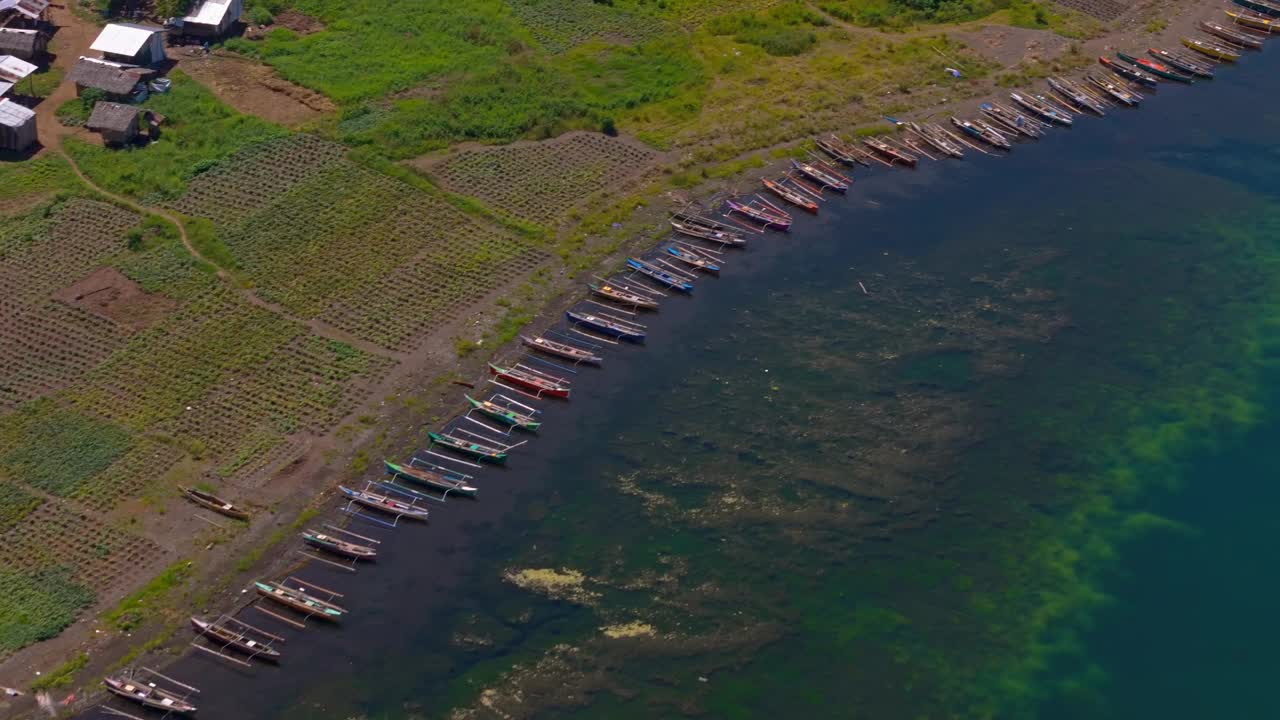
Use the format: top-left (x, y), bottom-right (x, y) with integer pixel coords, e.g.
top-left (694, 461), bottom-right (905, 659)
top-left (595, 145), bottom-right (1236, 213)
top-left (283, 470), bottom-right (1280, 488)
top-left (565, 310), bottom-right (646, 343)
top-left (665, 246), bottom-right (721, 273)
top-left (626, 258), bottom-right (694, 293)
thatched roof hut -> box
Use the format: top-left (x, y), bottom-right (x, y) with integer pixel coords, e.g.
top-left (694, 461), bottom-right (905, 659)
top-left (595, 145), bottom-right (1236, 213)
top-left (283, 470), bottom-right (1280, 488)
top-left (86, 101), bottom-right (139, 145)
top-left (68, 56), bottom-right (147, 99)
top-left (0, 28), bottom-right (47, 61)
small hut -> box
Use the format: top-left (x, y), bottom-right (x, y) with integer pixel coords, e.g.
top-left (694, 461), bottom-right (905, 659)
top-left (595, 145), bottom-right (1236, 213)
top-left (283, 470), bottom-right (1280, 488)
top-left (68, 57), bottom-right (148, 101)
top-left (90, 23), bottom-right (166, 66)
top-left (0, 0), bottom-right (50, 24)
top-left (86, 101), bottom-right (139, 145)
top-left (179, 0), bottom-right (242, 38)
top-left (0, 28), bottom-right (47, 61)
top-left (0, 54), bottom-right (37, 97)
top-left (0, 97), bottom-right (36, 152)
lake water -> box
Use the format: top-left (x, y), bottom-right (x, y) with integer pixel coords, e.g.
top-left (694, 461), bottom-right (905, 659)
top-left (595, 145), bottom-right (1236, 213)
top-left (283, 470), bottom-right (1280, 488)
top-left (92, 47), bottom-right (1280, 720)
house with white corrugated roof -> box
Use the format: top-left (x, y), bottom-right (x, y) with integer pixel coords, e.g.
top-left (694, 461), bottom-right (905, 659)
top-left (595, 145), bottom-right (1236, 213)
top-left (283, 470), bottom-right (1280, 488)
top-left (90, 23), bottom-right (166, 66)
top-left (179, 0), bottom-right (242, 38)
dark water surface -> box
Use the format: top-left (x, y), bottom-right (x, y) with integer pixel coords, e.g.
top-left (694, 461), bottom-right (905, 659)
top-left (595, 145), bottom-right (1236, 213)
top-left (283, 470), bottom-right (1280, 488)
top-left (90, 49), bottom-right (1280, 720)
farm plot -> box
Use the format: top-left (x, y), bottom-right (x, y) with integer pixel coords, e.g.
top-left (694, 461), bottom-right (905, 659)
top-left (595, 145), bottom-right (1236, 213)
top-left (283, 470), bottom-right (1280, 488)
top-left (0, 482), bottom-right (42, 535)
top-left (0, 564), bottom-right (94, 656)
top-left (0, 399), bottom-right (132, 497)
top-left (425, 132), bottom-right (659, 226)
top-left (506, 0), bottom-right (667, 53)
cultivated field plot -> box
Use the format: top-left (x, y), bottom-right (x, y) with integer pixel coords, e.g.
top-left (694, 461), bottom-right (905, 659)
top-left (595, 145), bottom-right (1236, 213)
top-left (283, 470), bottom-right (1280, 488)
top-left (665, 0), bottom-right (785, 26)
top-left (172, 138), bottom-right (549, 351)
top-left (507, 0), bottom-right (667, 53)
top-left (426, 132), bottom-right (659, 226)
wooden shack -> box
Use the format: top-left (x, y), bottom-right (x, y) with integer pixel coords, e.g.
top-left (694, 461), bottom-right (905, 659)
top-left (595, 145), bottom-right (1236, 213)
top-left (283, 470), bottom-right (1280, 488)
top-left (179, 0), bottom-right (242, 38)
top-left (86, 101), bottom-right (139, 145)
top-left (68, 56), bottom-right (148, 101)
top-left (0, 97), bottom-right (35, 152)
top-left (90, 23), bottom-right (166, 66)
top-left (0, 28), bottom-right (47, 61)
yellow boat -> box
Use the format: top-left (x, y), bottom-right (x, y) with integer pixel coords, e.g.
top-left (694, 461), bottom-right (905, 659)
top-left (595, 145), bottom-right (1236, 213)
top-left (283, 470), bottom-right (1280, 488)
top-left (1225, 9), bottom-right (1279, 33)
top-left (1181, 36), bottom-right (1241, 61)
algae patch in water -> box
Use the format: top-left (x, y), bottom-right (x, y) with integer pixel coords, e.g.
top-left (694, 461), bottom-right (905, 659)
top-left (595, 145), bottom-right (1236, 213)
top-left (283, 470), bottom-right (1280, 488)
top-left (504, 567), bottom-right (600, 605)
top-left (601, 621), bottom-right (657, 639)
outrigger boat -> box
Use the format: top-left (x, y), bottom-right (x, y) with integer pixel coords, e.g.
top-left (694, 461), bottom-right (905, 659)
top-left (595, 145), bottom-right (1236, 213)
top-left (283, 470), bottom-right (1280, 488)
top-left (1116, 51), bottom-right (1193, 83)
top-left (340, 485), bottom-right (433, 519)
top-left (627, 257), bottom-right (694, 292)
top-left (1087, 73), bottom-right (1143, 106)
top-left (1149, 47), bottom-right (1215, 77)
top-left (863, 136), bottom-right (918, 165)
top-left (1182, 36), bottom-right (1241, 61)
top-left (815, 135), bottom-right (868, 166)
top-left (301, 528), bottom-right (378, 559)
top-left (1099, 56), bottom-right (1159, 87)
top-left (789, 158), bottom-right (849, 192)
top-left (1225, 9), bottom-right (1280, 33)
top-left (386, 458), bottom-right (480, 494)
top-left (1046, 77), bottom-right (1108, 115)
top-left (254, 580), bottom-right (348, 620)
top-left (669, 217), bottom-right (746, 247)
top-left (521, 333), bottom-right (605, 363)
top-left (950, 117), bottom-right (1011, 149)
top-left (190, 617), bottom-right (283, 661)
top-left (907, 122), bottom-right (963, 158)
top-left (762, 177), bottom-right (819, 213)
top-left (180, 486), bottom-right (250, 520)
top-left (465, 394), bottom-right (541, 432)
top-left (981, 102), bottom-right (1047, 137)
top-left (565, 309), bottom-right (646, 342)
top-left (1009, 92), bottom-right (1073, 125)
top-left (666, 245), bottom-right (721, 273)
top-left (726, 198), bottom-right (791, 230)
top-left (1234, 0), bottom-right (1280, 17)
top-left (589, 282), bottom-right (660, 310)
top-left (1200, 19), bottom-right (1265, 48)
top-left (488, 361), bottom-right (570, 399)
top-left (103, 673), bottom-right (198, 715)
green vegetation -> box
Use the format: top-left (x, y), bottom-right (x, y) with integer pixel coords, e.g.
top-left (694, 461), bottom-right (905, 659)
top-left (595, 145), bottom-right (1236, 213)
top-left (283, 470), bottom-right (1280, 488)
top-left (29, 652), bottom-right (89, 690)
top-left (706, 3), bottom-right (829, 56)
top-left (0, 484), bottom-right (41, 534)
top-left (0, 567), bottom-right (95, 654)
top-left (103, 561), bottom-right (193, 631)
top-left (0, 401), bottom-right (132, 496)
top-left (0, 155), bottom-right (78, 205)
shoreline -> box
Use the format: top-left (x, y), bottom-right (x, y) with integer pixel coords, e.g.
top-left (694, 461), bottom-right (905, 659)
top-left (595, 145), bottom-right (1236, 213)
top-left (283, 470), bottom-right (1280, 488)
top-left (0, 0), bottom-right (1250, 715)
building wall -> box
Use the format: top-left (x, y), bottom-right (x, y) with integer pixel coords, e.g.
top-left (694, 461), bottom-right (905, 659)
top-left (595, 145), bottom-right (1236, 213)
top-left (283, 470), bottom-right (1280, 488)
top-left (0, 116), bottom-right (37, 152)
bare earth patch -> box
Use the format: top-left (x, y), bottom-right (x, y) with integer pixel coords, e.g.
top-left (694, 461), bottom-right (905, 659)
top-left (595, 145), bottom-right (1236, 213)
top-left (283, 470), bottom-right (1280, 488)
top-left (951, 25), bottom-right (1073, 68)
top-left (174, 52), bottom-right (335, 127)
top-left (53, 266), bottom-right (176, 330)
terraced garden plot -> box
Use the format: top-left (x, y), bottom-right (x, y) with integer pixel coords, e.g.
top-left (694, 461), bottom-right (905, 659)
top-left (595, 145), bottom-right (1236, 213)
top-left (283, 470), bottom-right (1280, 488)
top-left (0, 401), bottom-right (132, 497)
top-left (0, 565), bottom-right (94, 655)
top-left (507, 0), bottom-right (667, 53)
top-left (0, 482), bottom-right (42, 535)
top-left (426, 132), bottom-right (659, 226)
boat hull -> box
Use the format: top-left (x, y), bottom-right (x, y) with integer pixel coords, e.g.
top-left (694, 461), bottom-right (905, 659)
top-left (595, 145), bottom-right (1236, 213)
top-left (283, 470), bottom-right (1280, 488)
top-left (385, 459), bottom-right (480, 495)
top-left (488, 364), bottom-right (570, 399)
top-left (565, 311), bottom-right (645, 342)
top-left (1234, 0), bottom-right (1280, 18)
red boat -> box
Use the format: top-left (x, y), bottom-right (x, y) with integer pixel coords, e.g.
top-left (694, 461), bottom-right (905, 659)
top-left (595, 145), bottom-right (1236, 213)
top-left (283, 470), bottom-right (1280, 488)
top-left (726, 198), bottom-right (791, 230)
top-left (488, 362), bottom-right (570, 399)
top-left (761, 177), bottom-right (818, 213)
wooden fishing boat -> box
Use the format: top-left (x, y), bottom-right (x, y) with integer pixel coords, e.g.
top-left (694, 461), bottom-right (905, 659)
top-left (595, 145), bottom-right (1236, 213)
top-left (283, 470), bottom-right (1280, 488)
top-left (301, 528), bottom-right (378, 559)
top-left (191, 617), bottom-right (283, 661)
top-left (789, 159), bottom-right (849, 192)
top-left (180, 486), bottom-right (249, 520)
top-left (669, 217), bottom-right (746, 246)
top-left (488, 361), bottom-right (570, 399)
top-left (1099, 56), bottom-right (1159, 87)
top-left (762, 177), bottom-right (818, 213)
top-left (464, 394), bottom-right (541, 431)
top-left (626, 257), bottom-right (694, 292)
top-left (1116, 51), bottom-right (1193, 83)
top-left (1182, 36), bottom-right (1241, 61)
top-left (1149, 47), bottom-right (1215, 77)
top-left (386, 458), bottom-right (481, 495)
top-left (666, 245), bottom-right (721, 273)
top-left (1225, 9), bottom-right (1280, 33)
top-left (1046, 77), bottom-right (1108, 115)
top-left (981, 102), bottom-right (1046, 136)
top-left (588, 282), bottom-right (659, 310)
top-left (104, 675), bottom-right (198, 714)
top-left (1087, 73), bottom-right (1142, 106)
top-left (340, 485), bottom-right (433, 519)
top-left (254, 580), bottom-right (348, 619)
top-left (950, 117), bottom-right (1011, 149)
top-left (1009, 92), bottom-right (1073, 125)
top-left (814, 135), bottom-right (865, 166)
top-left (565, 310), bottom-right (645, 342)
top-left (1200, 19), bottom-right (1264, 47)
top-left (1235, 0), bottom-right (1280, 17)
top-left (863, 136), bottom-right (918, 165)
top-left (726, 198), bottom-right (791, 229)
top-left (907, 122), bottom-right (963, 158)
top-left (521, 333), bottom-right (605, 363)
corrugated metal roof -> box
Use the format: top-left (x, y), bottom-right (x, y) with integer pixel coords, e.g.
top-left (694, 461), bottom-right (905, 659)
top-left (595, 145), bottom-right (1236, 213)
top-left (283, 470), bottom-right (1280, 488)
top-left (0, 97), bottom-right (35, 127)
top-left (68, 56), bottom-right (145, 95)
top-left (0, 0), bottom-right (49, 20)
top-left (90, 23), bottom-right (162, 57)
top-left (0, 55), bottom-right (36, 81)
top-left (183, 0), bottom-right (234, 26)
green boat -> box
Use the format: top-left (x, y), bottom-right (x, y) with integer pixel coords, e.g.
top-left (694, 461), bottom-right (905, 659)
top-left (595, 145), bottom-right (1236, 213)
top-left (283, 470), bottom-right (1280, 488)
top-left (1116, 51), bottom-right (1193, 83)
top-left (465, 395), bottom-right (541, 431)
top-left (428, 431), bottom-right (508, 464)
top-left (383, 459), bottom-right (479, 496)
